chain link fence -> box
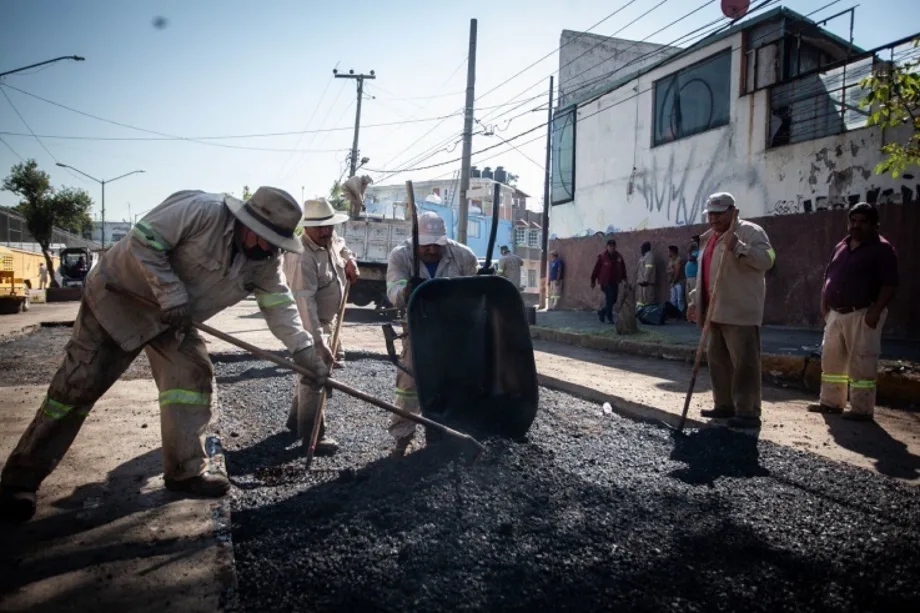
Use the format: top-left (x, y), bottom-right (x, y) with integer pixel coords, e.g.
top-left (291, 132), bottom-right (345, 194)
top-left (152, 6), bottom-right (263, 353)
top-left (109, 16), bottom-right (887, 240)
top-left (0, 207), bottom-right (101, 252)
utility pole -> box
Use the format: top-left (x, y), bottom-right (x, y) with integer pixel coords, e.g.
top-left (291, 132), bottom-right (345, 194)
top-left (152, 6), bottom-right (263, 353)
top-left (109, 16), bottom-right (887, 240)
top-left (56, 163), bottom-right (144, 248)
top-left (539, 76), bottom-right (554, 308)
top-left (0, 55), bottom-right (84, 79)
top-left (334, 68), bottom-right (376, 177)
top-left (456, 18), bottom-right (478, 245)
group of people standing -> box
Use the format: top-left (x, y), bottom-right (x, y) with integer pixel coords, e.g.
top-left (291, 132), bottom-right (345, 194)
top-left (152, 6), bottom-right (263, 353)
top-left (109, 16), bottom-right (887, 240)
top-left (550, 192), bottom-right (899, 431)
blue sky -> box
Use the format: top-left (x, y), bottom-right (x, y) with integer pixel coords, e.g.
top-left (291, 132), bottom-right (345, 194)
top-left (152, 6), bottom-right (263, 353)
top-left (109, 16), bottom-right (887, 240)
top-left (1, 0), bottom-right (917, 223)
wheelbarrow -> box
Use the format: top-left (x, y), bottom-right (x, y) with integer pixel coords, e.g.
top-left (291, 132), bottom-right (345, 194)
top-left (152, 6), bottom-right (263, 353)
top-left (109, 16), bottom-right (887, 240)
top-left (382, 181), bottom-right (539, 441)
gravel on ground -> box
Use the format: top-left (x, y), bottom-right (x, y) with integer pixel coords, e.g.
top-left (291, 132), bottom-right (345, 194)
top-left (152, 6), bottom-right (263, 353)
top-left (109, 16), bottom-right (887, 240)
top-left (214, 355), bottom-right (920, 613)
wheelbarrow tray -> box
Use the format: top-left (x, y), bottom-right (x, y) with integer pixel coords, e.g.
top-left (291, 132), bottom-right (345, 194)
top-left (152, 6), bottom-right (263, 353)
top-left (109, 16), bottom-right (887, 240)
top-left (406, 275), bottom-right (539, 440)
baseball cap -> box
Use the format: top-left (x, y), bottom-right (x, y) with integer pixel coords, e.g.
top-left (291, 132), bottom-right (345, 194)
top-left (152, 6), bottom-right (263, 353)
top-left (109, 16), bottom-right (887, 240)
top-left (704, 192), bottom-right (736, 214)
top-left (417, 211), bottom-right (448, 246)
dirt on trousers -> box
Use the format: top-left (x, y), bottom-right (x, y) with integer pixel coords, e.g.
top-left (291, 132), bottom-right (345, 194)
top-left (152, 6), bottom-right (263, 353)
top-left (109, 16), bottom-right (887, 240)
top-left (215, 355), bottom-right (920, 613)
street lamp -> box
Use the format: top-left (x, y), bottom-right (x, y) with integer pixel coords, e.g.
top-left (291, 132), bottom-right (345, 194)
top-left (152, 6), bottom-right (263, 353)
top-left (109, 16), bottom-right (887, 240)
top-left (56, 163), bottom-right (144, 247)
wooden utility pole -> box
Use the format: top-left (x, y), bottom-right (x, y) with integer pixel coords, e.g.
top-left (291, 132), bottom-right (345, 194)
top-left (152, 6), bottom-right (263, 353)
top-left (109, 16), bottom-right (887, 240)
top-left (539, 76), bottom-right (554, 307)
top-left (456, 18), bottom-right (478, 244)
top-left (334, 68), bottom-right (376, 177)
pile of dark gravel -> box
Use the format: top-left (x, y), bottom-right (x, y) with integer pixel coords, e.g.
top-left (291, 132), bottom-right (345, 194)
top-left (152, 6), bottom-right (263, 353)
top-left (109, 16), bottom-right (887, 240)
top-left (214, 355), bottom-right (920, 613)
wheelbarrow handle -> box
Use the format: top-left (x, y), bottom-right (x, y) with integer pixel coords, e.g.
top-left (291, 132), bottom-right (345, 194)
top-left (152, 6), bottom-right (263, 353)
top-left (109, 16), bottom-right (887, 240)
top-left (381, 323), bottom-right (414, 378)
top-left (105, 283), bottom-right (485, 453)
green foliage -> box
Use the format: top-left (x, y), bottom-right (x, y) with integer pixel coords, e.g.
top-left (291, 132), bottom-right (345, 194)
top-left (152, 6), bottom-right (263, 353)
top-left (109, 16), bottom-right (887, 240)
top-left (328, 180), bottom-right (348, 211)
top-left (242, 185), bottom-right (253, 200)
top-left (859, 38), bottom-right (920, 177)
top-left (2, 160), bottom-right (95, 286)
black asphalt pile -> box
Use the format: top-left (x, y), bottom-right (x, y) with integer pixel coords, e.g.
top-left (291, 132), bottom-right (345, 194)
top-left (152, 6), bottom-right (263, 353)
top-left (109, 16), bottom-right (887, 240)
top-left (214, 355), bottom-right (920, 613)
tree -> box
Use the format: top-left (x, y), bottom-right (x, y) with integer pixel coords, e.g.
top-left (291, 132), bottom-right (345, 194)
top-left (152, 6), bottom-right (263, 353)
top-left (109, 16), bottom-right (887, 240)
top-left (2, 159), bottom-right (94, 288)
top-left (242, 185), bottom-right (253, 200)
top-left (328, 180), bottom-right (348, 211)
top-left (859, 38), bottom-right (920, 177)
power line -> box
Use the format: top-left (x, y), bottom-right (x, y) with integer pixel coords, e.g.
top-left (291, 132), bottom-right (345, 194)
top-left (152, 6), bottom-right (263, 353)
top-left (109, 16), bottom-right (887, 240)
top-left (0, 86), bottom-right (61, 163)
top-left (370, 1), bottom-right (861, 181)
top-left (277, 63), bottom-right (339, 180)
top-left (0, 135), bottom-right (24, 160)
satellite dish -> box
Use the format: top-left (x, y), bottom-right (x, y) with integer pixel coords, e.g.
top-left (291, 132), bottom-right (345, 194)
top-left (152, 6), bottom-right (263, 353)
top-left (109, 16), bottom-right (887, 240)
top-left (721, 0), bottom-right (750, 19)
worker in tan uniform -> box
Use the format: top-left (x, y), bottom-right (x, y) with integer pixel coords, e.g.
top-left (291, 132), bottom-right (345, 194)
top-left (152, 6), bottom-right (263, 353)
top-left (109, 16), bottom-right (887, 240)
top-left (808, 202), bottom-right (898, 421)
top-left (342, 174), bottom-right (373, 219)
top-left (0, 187), bottom-right (329, 522)
top-left (636, 241), bottom-right (656, 308)
top-left (283, 198), bottom-right (359, 454)
top-left (385, 211), bottom-right (478, 458)
top-left (688, 193), bottom-right (776, 429)
top-left (496, 245), bottom-right (524, 290)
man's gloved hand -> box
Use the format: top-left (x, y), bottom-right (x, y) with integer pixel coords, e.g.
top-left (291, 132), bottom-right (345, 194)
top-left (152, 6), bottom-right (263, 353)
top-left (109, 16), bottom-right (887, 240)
top-left (292, 346), bottom-right (329, 390)
top-left (401, 276), bottom-right (425, 302)
top-left (161, 303), bottom-right (192, 329)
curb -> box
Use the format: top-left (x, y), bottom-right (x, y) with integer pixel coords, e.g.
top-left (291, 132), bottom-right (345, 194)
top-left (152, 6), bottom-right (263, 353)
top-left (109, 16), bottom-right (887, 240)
top-left (538, 373), bottom-right (708, 431)
top-left (531, 326), bottom-right (920, 408)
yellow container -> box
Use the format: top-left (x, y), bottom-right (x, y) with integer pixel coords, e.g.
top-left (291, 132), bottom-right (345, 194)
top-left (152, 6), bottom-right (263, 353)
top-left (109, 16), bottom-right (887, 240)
top-left (0, 245), bottom-right (58, 291)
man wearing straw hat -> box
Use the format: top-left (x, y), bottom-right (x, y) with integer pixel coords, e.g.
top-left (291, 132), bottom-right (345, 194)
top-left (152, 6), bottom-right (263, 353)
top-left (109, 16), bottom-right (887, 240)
top-left (283, 198), bottom-right (359, 455)
top-left (688, 192), bottom-right (776, 429)
top-left (0, 187), bottom-right (329, 521)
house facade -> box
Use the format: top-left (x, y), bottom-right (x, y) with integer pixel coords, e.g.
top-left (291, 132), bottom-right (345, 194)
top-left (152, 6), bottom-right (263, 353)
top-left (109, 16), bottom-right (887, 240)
top-left (549, 7), bottom-right (917, 240)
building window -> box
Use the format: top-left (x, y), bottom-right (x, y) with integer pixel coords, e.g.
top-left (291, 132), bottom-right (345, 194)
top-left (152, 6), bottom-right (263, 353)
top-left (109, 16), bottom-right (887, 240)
top-left (468, 220), bottom-right (481, 239)
top-left (515, 227), bottom-right (527, 245)
top-left (551, 106), bottom-right (576, 205)
top-left (653, 50), bottom-right (732, 146)
top-left (527, 269), bottom-right (537, 288)
top-left (527, 229), bottom-right (540, 248)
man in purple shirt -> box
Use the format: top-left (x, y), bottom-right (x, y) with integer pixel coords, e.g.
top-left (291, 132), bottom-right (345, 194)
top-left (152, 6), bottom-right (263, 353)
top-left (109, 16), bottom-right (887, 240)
top-left (809, 202), bottom-right (898, 421)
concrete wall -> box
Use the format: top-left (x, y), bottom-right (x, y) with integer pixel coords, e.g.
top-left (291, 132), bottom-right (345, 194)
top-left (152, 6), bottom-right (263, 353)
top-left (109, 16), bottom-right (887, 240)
top-left (549, 31), bottom-right (915, 239)
top-left (549, 203), bottom-right (919, 338)
top-left (558, 30), bottom-right (680, 108)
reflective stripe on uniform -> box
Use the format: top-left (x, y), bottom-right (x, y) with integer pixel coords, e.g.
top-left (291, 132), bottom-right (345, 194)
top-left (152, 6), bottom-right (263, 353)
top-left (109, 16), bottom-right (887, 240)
top-left (387, 279), bottom-right (408, 290)
top-left (159, 388), bottom-right (211, 406)
top-left (645, 264), bottom-right (654, 268)
top-left (849, 379), bottom-right (876, 390)
top-left (767, 248), bottom-right (776, 264)
top-left (133, 220), bottom-right (171, 251)
top-left (821, 372), bottom-right (848, 384)
top-left (42, 396), bottom-right (75, 419)
top-left (394, 387), bottom-right (417, 398)
top-left (256, 291), bottom-right (295, 308)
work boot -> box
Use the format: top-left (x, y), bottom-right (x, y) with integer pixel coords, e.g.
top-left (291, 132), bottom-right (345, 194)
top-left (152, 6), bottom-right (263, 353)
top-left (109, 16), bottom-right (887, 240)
top-left (701, 407), bottom-right (735, 419)
top-left (841, 410), bottom-right (874, 422)
top-left (164, 471), bottom-right (231, 497)
top-left (727, 415), bottom-right (762, 429)
top-left (390, 436), bottom-right (414, 459)
top-left (314, 437), bottom-right (340, 457)
top-left (0, 486), bottom-right (37, 522)
top-left (807, 403), bottom-right (843, 414)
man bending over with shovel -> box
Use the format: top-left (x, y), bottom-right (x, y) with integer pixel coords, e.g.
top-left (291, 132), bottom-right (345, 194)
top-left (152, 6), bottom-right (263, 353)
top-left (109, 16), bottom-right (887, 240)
top-left (385, 211), bottom-right (478, 458)
top-left (0, 187), bottom-right (329, 522)
top-left (283, 198), bottom-right (359, 455)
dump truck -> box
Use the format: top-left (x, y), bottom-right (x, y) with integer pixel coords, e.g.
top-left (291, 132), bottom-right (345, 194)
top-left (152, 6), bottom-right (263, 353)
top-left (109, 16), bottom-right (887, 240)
top-left (0, 245), bottom-right (62, 314)
top-left (340, 215), bottom-right (410, 309)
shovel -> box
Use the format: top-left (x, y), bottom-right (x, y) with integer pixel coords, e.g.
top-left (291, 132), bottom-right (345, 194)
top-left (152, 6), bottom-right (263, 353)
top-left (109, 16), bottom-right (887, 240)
top-left (105, 283), bottom-right (487, 460)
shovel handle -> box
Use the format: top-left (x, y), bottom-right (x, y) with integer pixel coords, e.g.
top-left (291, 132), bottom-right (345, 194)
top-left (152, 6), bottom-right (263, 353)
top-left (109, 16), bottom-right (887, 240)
top-left (105, 283), bottom-right (486, 453)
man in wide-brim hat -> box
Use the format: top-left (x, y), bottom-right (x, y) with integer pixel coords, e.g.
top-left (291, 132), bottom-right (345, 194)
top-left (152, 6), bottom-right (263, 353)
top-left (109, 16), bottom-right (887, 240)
top-left (0, 187), bottom-right (330, 522)
top-left (283, 198), bottom-right (359, 455)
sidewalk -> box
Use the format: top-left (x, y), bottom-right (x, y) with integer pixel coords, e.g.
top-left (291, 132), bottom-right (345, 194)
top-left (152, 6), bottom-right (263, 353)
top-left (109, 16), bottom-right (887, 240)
top-left (532, 310), bottom-right (920, 407)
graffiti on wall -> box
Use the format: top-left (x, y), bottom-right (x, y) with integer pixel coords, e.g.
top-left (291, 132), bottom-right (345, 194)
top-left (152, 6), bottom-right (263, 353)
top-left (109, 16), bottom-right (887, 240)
top-left (634, 131), bottom-right (768, 226)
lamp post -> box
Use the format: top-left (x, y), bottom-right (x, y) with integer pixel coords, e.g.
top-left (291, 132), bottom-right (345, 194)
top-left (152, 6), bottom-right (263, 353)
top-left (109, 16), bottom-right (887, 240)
top-left (56, 163), bottom-right (144, 247)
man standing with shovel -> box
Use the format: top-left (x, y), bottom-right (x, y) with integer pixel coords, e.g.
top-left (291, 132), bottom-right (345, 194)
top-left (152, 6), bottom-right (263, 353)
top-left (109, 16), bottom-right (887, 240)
top-left (0, 187), bottom-right (329, 521)
top-left (283, 198), bottom-right (359, 455)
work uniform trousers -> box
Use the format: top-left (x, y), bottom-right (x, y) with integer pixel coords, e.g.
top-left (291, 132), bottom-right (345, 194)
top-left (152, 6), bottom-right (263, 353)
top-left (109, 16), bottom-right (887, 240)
top-left (288, 323), bottom-right (335, 440)
top-left (636, 284), bottom-right (656, 308)
top-left (548, 280), bottom-right (562, 310)
top-left (708, 323), bottom-right (762, 418)
top-left (1, 301), bottom-right (214, 492)
top-left (390, 334), bottom-right (419, 442)
top-left (819, 308), bottom-right (887, 415)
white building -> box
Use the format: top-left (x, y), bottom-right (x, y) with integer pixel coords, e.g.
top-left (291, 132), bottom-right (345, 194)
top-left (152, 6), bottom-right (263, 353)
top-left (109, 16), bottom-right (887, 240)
top-left (90, 221), bottom-right (133, 247)
top-left (549, 6), bottom-right (917, 239)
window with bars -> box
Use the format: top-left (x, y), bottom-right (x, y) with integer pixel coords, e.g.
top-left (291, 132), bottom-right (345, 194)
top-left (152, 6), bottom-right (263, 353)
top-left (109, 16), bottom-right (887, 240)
top-left (527, 229), bottom-right (540, 248)
top-left (515, 227), bottom-right (527, 245)
top-left (527, 269), bottom-right (537, 288)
